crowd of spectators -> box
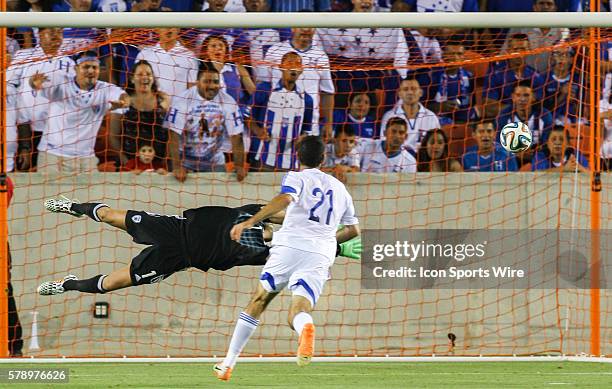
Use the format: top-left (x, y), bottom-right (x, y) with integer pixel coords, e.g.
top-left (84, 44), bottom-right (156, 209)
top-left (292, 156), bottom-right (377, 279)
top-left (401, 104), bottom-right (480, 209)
top-left (7, 0), bottom-right (609, 182)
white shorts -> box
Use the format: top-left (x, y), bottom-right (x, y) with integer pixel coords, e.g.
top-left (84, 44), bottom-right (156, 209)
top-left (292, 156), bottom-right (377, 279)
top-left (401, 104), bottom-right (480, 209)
top-left (259, 245), bottom-right (332, 307)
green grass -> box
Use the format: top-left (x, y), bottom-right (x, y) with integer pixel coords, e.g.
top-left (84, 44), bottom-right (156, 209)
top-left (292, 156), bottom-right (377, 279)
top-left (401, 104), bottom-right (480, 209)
top-left (3, 362), bottom-right (611, 388)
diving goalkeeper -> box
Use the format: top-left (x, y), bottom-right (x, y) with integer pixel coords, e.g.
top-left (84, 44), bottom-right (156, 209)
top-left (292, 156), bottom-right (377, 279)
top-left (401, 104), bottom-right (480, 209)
top-left (37, 197), bottom-right (361, 295)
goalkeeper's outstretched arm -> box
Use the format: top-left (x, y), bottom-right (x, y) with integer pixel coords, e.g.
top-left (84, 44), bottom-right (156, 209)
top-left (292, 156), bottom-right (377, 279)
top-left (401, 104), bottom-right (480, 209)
top-left (336, 224), bottom-right (360, 244)
top-left (336, 224), bottom-right (362, 260)
top-left (267, 209), bottom-right (286, 225)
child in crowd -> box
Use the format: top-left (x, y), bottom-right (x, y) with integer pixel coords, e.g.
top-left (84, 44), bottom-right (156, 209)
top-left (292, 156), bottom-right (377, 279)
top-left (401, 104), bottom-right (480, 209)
top-left (121, 141), bottom-right (167, 175)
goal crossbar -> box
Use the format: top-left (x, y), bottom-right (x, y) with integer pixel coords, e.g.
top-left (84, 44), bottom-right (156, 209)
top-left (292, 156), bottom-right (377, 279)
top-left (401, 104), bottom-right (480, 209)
top-left (2, 12), bottom-right (612, 29)
top-left (0, 356), bottom-right (610, 363)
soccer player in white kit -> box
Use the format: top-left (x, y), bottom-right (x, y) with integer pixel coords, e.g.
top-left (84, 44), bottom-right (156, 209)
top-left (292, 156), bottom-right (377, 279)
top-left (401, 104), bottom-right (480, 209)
top-left (214, 136), bottom-right (360, 381)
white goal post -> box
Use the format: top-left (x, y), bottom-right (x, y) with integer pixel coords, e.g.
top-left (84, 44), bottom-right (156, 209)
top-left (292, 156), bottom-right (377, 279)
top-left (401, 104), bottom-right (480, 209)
top-left (0, 356), bottom-right (610, 363)
top-left (1, 12), bottom-right (612, 28)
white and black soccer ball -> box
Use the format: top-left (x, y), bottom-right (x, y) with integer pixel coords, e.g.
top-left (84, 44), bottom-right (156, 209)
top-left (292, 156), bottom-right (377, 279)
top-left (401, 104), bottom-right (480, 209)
top-left (499, 122), bottom-right (532, 153)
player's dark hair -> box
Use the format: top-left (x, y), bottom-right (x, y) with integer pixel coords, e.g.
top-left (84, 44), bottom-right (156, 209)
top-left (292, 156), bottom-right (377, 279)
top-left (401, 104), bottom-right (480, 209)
top-left (335, 123), bottom-right (356, 138)
top-left (386, 117), bottom-right (408, 130)
top-left (198, 60), bottom-right (220, 79)
top-left (417, 128), bottom-right (452, 172)
top-left (297, 136), bottom-right (325, 168)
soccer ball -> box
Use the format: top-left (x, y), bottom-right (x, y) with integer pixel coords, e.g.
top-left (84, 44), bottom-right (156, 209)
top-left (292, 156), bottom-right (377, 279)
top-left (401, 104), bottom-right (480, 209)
top-left (499, 122), bottom-right (532, 153)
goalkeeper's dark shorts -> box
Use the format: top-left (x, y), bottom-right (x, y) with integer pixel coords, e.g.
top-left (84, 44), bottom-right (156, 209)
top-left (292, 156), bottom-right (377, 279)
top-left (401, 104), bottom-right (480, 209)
top-left (124, 210), bottom-right (190, 286)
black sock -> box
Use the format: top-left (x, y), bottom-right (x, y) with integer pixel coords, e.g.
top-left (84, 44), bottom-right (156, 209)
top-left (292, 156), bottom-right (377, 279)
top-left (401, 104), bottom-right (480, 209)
top-left (70, 203), bottom-right (109, 222)
top-left (63, 275), bottom-right (107, 294)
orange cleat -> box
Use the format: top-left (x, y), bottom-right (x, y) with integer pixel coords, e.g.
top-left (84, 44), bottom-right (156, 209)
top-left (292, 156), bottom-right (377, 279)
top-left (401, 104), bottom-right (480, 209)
top-left (213, 364), bottom-right (232, 381)
top-left (296, 323), bottom-right (315, 366)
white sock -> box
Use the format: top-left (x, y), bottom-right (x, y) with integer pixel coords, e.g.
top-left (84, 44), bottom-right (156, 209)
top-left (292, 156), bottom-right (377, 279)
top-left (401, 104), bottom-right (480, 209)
top-left (222, 312), bottom-right (259, 368)
top-left (292, 312), bottom-right (313, 336)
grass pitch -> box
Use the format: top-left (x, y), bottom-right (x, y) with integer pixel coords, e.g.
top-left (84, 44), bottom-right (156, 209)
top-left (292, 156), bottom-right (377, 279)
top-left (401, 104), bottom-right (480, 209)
top-left (5, 362), bottom-right (611, 388)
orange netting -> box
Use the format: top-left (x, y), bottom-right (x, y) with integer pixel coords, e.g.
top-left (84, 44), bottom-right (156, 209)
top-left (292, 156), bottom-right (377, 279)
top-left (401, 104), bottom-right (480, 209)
top-left (3, 26), bottom-right (610, 357)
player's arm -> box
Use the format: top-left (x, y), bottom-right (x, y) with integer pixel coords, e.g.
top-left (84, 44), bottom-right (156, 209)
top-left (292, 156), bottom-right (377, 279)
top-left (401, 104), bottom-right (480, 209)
top-left (262, 223), bottom-right (274, 242)
top-left (267, 209), bottom-right (286, 224)
top-left (335, 224), bottom-right (361, 260)
top-left (230, 194), bottom-right (293, 241)
top-left (336, 224), bottom-right (360, 244)
top-left (240, 204), bottom-right (285, 224)
top-left (336, 194), bottom-right (361, 259)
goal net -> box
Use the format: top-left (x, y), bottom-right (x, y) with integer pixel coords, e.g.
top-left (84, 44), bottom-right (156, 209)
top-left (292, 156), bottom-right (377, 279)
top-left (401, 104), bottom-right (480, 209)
top-left (3, 20), bottom-right (610, 358)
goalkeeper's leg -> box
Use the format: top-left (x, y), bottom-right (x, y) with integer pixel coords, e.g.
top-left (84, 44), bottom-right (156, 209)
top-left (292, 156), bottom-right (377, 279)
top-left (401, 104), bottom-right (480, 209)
top-left (94, 207), bottom-right (127, 231)
top-left (45, 196), bottom-right (127, 231)
top-left (37, 266), bottom-right (132, 296)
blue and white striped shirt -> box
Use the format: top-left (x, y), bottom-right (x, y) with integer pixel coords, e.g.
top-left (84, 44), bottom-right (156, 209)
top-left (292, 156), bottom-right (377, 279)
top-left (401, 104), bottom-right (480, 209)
top-left (251, 81), bottom-right (314, 170)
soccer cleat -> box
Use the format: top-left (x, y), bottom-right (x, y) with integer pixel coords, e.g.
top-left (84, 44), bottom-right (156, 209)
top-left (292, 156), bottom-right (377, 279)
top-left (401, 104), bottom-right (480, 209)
top-left (213, 364), bottom-right (232, 381)
top-left (37, 275), bottom-right (78, 296)
top-left (296, 323), bottom-right (315, 366)
top-left (44, 196), bottom-right (83, 217)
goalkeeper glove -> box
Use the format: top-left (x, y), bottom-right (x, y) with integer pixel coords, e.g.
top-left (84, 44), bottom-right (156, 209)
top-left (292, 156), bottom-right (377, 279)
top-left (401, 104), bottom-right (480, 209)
top-left (336, 236), bottom-right (362, 260)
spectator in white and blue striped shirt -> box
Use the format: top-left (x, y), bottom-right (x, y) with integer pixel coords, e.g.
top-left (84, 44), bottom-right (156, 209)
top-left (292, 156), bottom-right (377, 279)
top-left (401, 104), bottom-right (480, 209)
top-left (250, 52), bottom-right (314, 171)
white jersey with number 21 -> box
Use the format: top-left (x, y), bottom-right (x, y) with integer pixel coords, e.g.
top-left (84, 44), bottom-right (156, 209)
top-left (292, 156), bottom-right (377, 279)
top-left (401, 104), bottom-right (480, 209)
top-left (272, 168), bottom-right (359, 259)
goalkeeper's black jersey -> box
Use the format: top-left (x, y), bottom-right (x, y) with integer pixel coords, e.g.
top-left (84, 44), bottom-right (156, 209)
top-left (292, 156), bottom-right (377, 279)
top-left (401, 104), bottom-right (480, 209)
top-left (182, 204), bottom-right (269, 271)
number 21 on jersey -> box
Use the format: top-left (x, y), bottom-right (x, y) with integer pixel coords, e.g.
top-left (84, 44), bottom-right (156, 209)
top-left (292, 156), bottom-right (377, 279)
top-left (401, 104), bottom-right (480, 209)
top-left (308, 188), bottom-right (333, 225)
